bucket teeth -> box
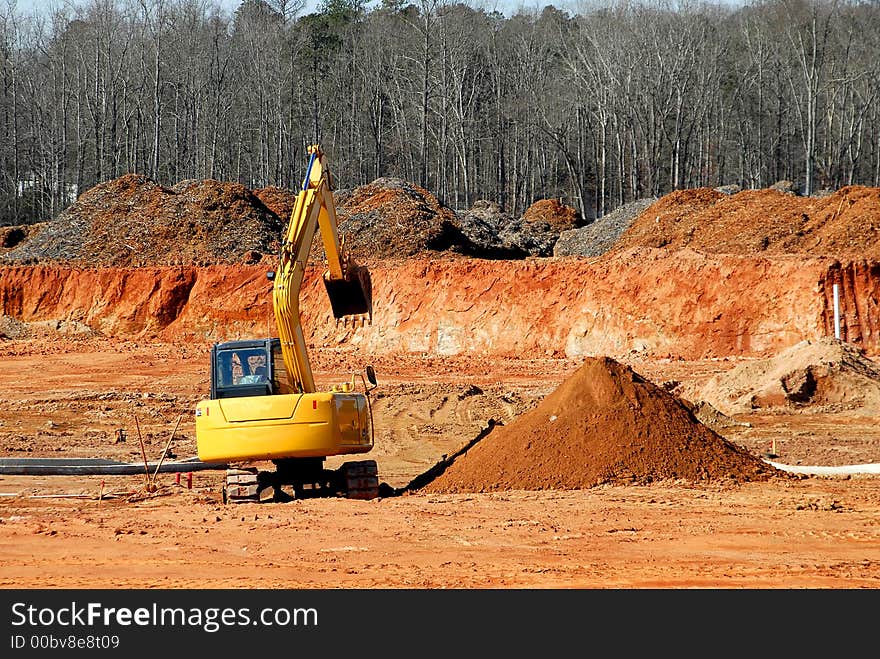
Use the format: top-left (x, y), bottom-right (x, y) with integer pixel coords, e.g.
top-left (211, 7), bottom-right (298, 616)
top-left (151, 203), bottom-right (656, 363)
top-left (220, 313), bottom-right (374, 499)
top-left (335, 313), bottom-right (371, 329)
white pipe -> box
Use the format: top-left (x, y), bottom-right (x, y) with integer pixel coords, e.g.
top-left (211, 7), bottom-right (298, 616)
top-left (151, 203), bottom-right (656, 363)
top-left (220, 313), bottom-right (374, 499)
top-left (765, 460), bottom-right (880, 475)
top-left (833, 283), bottom-right (841, 339)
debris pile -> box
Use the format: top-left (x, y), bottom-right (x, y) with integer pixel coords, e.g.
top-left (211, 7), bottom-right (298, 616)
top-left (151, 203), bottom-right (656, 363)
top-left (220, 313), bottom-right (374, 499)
top-left (421, 356), bottom-right (779, 493)
top-left (0, 223), bottom-right (45, 252)
top-left (327, 177), bottom-right (463, 260)
top-left (698, 337), bottom-right (880, 414)
top-left (496, 217), bottom-right (564, 258)
top-left (451, 200), bottom-right (526, 259)
top-left (2, 174), bottom-right (284, 266)
top-left (453, 199), bottom-right (563, 258)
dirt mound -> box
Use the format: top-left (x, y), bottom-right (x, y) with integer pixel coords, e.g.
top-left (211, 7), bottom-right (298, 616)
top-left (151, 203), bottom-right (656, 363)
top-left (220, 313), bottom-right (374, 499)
top-left (522, 198), bottom-right (581, 231)
top-left (615, 185), bottom-right (880, 258)
top-left (420, 357), bottom-right (779, 493)
top-left (699, 337), bottom-right (880, 414)
top-left (806, 185), bottom-right (880, 256)
top-left (2, 174), bottom-right (284, 266)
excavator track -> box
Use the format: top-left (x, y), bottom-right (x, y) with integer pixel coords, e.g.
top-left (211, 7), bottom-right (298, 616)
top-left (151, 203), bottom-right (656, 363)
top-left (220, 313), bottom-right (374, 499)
top-left (222, 467), bottom-right (265, 504)
top-left (339, 460), bottom-right (380, 500)
top-left (222, 460), bottom-right (379, 504)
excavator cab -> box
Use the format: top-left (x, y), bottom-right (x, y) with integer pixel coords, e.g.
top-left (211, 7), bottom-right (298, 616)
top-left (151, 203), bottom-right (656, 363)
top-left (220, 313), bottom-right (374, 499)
top-left (209, 338), bottom-right (294, 400)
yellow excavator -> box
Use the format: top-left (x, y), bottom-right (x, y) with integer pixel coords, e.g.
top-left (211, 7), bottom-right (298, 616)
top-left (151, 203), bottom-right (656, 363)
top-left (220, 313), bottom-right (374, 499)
top-left (195, 144), bottom-right (379, 503)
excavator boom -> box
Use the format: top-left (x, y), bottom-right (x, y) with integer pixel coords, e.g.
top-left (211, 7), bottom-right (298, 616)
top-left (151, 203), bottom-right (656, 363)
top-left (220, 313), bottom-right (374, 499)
top-left (272, 145), bottom-right (372, 394)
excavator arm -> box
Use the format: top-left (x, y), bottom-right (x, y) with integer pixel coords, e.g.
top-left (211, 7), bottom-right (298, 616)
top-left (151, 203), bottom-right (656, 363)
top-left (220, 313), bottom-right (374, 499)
top-left (272, 144), bottom-right (372, 395)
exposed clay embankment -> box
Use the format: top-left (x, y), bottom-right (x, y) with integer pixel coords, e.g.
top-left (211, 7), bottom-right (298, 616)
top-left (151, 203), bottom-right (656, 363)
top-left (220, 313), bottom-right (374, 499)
top-left (2, 248), bottom-right (878, 358)
top-left (822, 260), bottom-right (880, 349)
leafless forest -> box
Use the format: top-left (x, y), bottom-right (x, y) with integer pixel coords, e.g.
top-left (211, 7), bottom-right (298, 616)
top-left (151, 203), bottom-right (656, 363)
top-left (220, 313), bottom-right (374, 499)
top-left (1, 0), bottom-right (878, 225)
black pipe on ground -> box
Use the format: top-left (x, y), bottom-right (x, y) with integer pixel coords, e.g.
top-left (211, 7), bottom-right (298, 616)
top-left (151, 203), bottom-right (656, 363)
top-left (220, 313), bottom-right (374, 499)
top-left (0, 456), bottom-right (227, 476)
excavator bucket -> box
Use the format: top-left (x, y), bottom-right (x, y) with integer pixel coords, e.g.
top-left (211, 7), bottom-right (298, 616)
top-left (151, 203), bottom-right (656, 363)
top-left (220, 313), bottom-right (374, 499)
top-left (324, 263), bottom-right (372, 321)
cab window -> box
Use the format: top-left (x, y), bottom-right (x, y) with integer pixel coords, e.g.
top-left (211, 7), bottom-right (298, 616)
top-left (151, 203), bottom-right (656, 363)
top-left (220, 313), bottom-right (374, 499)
top-left (217, 348), bottom-right (268, 387)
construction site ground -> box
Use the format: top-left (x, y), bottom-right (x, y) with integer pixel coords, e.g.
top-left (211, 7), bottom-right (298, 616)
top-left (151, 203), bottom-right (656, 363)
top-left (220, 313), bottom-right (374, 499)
top-left (1, 339), bottom-right (878, 589)
top-left (3, 179), bottom-right (880, 590)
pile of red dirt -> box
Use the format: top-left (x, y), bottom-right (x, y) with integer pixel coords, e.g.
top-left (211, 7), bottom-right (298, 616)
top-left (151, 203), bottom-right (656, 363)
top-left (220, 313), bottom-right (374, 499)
top-left (614, 185), bottom-right (880, 258)
top-left (698, 337), bottom-right (880, 414)
top-left (2, 174), bottom-right (284, 267)
top-left (522, 198), bottom-right (581, 231)
top-left (421, 356), bottom-right (780, 493)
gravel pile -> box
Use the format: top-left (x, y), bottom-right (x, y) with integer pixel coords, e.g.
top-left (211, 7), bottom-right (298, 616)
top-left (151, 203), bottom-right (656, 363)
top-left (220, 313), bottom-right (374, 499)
top-left (553, 198), bottom-right (657, 257)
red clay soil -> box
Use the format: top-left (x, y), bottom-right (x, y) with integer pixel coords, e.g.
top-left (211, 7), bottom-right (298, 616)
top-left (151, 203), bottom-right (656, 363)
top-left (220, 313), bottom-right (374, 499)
top-left (616, 185), bottom-right (880, 258)
top-left (422, 356), bottom-right (782, 493)
top-left (0, 340), bottom-right (878, 588)
top-left (822, 260), bottom-right (880, 348)
top-left (4, 248), bottom-right (879, 357)
top-left (522, 198), bottom-right (581, 231)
